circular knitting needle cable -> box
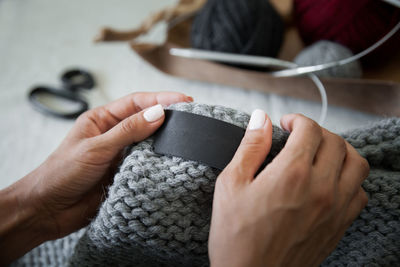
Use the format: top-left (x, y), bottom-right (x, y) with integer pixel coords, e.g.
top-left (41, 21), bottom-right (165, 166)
top-left (170, 48), bottom-right (328, 125)
top-left (271, 20), bottom-right (400, 77)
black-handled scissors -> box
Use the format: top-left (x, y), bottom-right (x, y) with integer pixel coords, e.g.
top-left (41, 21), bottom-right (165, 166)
top-left (28, 69), bottom-right (95, 119)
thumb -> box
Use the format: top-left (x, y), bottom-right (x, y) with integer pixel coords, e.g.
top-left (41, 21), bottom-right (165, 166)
top-left (225, 109), bottom-right (273, 183)
top-left (98, 104), bottom-right (165, 150)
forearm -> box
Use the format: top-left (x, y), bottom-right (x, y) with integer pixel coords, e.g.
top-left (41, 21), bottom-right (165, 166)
top-left (0, 169), bottom-right (49, 265)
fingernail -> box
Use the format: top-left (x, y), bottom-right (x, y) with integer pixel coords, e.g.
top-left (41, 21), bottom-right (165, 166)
top-left (186, 96), bottom-right (194, 102)
top-left (248, 109), bottom-right (266, 130)
top-left (143, 104), bottom-right (164, 122)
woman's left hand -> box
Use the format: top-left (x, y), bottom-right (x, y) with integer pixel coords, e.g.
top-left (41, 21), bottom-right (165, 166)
top-left (32, 91), bottom-right (192, 238)
top-left (0, 91), bottom-right (192, 265)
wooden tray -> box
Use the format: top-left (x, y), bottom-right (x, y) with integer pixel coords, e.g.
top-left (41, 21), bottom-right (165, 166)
top-left (134, 43), bottom-right (400, 117)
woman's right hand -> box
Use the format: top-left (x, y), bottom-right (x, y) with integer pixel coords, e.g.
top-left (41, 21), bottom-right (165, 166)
top-left (209, 111), bottom-right (369, 267)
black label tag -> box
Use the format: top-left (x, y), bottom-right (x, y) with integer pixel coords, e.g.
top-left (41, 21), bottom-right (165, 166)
top-left (153, 110), bottom-right (246, 170)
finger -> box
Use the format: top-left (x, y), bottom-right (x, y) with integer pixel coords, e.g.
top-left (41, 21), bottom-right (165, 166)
top-left (279, 114), bottom-right (323, 164)
top-left (313, 129), bottom-right (347, 177)
top-left (96, 104), bottom-right (165, 150)
top-left (325, 187), bottom-right (367, 259)
top-left (106, 91), bottom-right (192, 120)
top-left (318, 187), bottom-right (367, 259)
top-left (342, 187), bottom-right (368, 229)
top-left (338, 141), bottom-right (370, 204)
top-left (224, 109), bottom-right (272, 184)
top-left (82, 92), bottom-right (192, 133)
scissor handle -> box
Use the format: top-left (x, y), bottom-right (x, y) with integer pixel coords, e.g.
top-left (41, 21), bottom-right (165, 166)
top-left (28, 86), bottom-right (89, 119)
top-left (61, 69), bottom-right (95, 91)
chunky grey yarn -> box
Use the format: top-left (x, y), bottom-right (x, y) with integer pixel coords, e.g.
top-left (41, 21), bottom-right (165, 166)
top-left (10, 229), bottom-right (85, 266)
top-left (67, 103), bottom-right (288, 267)
top-left (12, 103), bottom-right (400, 267)
top-left (325, 118), bottom-right (400, 266)
top-left (294, 40), bottom-right (363, 78)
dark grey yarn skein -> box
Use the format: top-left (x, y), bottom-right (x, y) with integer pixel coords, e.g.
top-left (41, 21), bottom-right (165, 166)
top-left (191, 0), bottom-right (284, 58)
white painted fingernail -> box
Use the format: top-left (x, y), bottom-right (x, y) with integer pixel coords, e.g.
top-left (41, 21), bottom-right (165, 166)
top-left (143, 104), bottom-right (164, 122)
top-left (248, 109), bottom-right (266, 130)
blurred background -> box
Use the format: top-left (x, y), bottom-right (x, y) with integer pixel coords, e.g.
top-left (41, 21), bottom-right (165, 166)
top-left (0, 0), bottom-right (391, 188)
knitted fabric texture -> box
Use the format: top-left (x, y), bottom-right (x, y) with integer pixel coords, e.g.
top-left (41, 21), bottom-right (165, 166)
top-left (12, 103), bottom-right (400, 266)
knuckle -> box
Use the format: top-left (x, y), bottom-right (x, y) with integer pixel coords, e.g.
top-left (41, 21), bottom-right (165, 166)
top-left (293, 113), bottom-right (306, 120)
top-left (285, 161), bottom-right (311, 184)
top-left (231, 154), bottom-right (254, 176)
top-left (358, 157), bottom-right (370, 178)
top-left (331, 134), bottom-right (346, 149)
top-left (318, 192), bottom-right (335, 210)
top-left (219, 168), bottom-right (235, 182)
top-left (328, 133), bottom-right (347, 157)
top-left (239, 142), bottom-right (263, 158)
top-left (76, 140), bottom-right (97, 158)
top-left (94, 107), bottom-right (109, 120)
top-left (308, 120), bottom-right (322, 136)
top-left (298, 116), bottom-right (322, 137)
top-left (242, 132), bottom-right (267, 147)
top-left (217, 168), bottom-right (241, 189)
top-left (216, 170), bottom-right (229, 185)
top-left (120, 117), bottom-right (137, 134)
top-left (341, 187), bottom-right (354, 205)
top-left (337, 138), bottom-right (347, 156)
top-left (235, 134), bottom-right (269, 160)
top-left (76, 110), bottom-right (92, 123)
top-left (346, 153), bottom-right (370, 180)
top-left (292, 160), bottom-right (310, 178)
top-left (77, 107), bottom-right (106, 125)
top-left (313, 186), bottom-right (335, 210)
top-left (87, 107), bottom-right (101, 119)
top-left (305, 117), bottom-right (319, 129)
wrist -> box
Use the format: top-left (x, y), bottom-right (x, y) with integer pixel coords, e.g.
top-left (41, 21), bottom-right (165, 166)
top-left (21, 160), bottom-right (61, 239)
top-left (0, 165), bottom-right (53, 264)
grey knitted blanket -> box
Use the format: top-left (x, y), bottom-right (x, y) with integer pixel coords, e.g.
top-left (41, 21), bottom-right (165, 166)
top-left (12, 103), bottom-right (400, 266)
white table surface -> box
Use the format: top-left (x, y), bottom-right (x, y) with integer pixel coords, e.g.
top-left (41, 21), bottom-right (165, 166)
top-left (0, 0), bottom-right (381, 189)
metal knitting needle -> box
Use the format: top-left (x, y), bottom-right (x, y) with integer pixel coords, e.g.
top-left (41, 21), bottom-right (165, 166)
top-left (169, 48), bottom-right (295, 69)
top-left (170, 20), bottom-right (400, 77)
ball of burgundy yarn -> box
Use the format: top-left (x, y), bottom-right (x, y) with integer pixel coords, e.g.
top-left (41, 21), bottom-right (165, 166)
top-left (191, 0), bottom-right (284, 58)
top-left (294, 0), bottom-right (400, 56)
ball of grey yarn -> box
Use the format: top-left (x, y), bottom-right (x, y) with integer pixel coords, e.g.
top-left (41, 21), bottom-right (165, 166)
top-left (294, 40), bottom-right (363, 78)
top-left (191, 0), bottom-right (284, 58)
